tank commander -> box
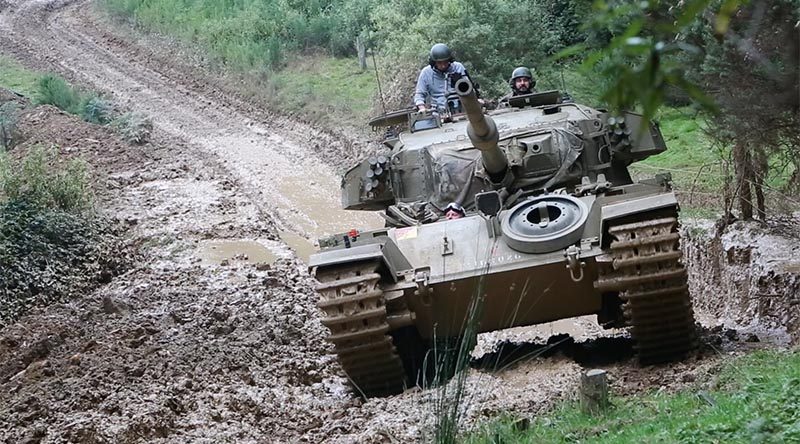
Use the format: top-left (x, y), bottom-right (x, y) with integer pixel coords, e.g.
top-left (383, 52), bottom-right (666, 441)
top-left (500, 66), bottom-right (536, 103)
top-left (414, 43), bottom-right (468, 113)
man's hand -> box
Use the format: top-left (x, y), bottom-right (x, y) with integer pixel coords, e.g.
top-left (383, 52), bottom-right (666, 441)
top-left (417, 104), bottom-right (427, 112)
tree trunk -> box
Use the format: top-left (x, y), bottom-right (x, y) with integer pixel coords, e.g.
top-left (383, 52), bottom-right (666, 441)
top-left (733, 141), bottom-right (753, 220)
top-left (753, 146), bottom-right (768, 220)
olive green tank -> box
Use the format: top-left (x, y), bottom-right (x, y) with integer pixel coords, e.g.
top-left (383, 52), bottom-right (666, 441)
top-left (310, 78), bottom-right (696, 397)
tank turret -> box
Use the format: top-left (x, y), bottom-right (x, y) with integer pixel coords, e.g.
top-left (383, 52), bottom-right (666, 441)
top-left (454, 77), bottom-right (507, 182)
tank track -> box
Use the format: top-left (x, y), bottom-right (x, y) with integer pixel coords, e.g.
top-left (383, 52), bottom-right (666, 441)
top-left (314, 261), bottom-right (406, 397)
top-left (596, 216), bottom-right (697, 363)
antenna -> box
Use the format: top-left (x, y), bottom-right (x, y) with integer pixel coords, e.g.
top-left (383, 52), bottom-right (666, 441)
top-left (371, 48), bottom-right (388, 115)
top-left (559, 64), bottom-right (573, 103)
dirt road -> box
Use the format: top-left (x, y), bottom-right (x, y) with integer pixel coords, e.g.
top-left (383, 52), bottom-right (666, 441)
top-left (0, 1), bottom-right (794, 443)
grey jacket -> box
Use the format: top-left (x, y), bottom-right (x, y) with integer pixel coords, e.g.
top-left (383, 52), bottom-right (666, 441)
top-left (413, 62), bottom-right (467, 109)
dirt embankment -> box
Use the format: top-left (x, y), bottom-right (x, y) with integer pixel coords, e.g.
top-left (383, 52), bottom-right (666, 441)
top-left (684, 218), bottom-right (800, 344)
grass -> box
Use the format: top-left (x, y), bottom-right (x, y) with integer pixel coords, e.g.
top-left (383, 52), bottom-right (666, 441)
top-left (631, 106), bottom-right (725, 195)
top-left (466, 350), bottom-right (800, 443)
top-left (269, 55), bottom-right (378, 124)
top-left (0, 56), bottom-right (40, 97)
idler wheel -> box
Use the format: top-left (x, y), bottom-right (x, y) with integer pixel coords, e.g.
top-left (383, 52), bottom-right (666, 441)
top-left (500, 195), bottom-right (589, 253)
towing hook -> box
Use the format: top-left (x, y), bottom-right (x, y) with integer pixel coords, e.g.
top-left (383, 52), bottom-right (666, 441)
top-left (565, 245), bottom-right (585, 282)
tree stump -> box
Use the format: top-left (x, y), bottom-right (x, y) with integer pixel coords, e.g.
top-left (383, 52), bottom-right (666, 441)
top-left (580, 369), bottom-right (609, 415)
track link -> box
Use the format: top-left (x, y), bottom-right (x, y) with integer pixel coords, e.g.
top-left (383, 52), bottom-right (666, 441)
top-left (596, 216), bottom-right (697, 363)
top-left (314, 261), bottom-right (406, 397)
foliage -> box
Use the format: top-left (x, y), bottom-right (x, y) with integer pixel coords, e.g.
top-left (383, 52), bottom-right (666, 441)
top-left (102, 0), bottom-right (380, 70)
top-left (112, 111), bottom-right (153, 144)
top-left (0, 145), bottom-right (92, 212)
top-left (0, 147), bottom-right (123, 327)
top-left (83, 97), bottom-right (115, 124)
top-left (34, 74), bottom-right (115, 124)
top-left (0, 102), bottom-right (20, 151)
top-left (370, 0), bottom-right (564, 97)
top-left (691, 0), bottom-right (800, 220)
top-left (465, 350), bottom-right (800, 443)
top-left (34, 74), bottom-right (83, 114)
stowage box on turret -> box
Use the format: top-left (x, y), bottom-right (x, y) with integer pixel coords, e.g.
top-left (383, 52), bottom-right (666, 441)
top-left (310, 77), bottom-right (696, 397)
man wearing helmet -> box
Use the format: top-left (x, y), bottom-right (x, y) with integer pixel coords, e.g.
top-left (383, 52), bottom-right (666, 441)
top-left (443, 202), bottom-right (466, 220)
top-left (500, 66), bottom-right (536, 103)
top-left (414, 43), bottom-right (468, 112)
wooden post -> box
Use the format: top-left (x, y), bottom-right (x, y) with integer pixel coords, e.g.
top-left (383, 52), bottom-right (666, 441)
top-left (356, 35), bottom-right (367, 71)
top-left (580, 369), bottom-right (609, 415)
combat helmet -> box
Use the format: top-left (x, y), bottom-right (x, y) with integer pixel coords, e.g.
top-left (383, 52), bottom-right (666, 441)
top-left (509, 66), bottom-right (536, 91)
top-left (429, 43), bottom-right (454, 68)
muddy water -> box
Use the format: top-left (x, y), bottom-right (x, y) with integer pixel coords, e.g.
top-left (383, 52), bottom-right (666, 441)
top-left (196, 240), bottom-right (279, 265)
top-left (279, 230), bottom-right (318, 263)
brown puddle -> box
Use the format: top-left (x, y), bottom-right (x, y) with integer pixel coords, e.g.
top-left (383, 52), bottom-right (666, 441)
top-left (781, 263), bottom-right (800, 274)
top-left (196, 240), bottom-right (278, 265)
top-left (279, 231), bottom-right (317, 264)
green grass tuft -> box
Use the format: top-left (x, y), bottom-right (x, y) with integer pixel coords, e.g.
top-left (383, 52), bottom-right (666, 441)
top-left (34, 74), bottom-right (83, 114)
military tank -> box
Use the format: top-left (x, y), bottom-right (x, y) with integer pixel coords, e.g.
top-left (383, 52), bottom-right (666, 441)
top-left (310, 77), bottom-right (696, 397)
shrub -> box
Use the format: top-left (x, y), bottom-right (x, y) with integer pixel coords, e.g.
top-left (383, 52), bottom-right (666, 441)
top-left (112, 112), bottom-right (153, 144)
top-left (33, 75), bottom-right (116, 125)
top-left (82, 96), bottom-right (115, 124)
top-left (0, 145), bottom-right (92, 212)
top-left (0, 147), bottom-right (124, 326)
top-left (34, 74), bottom-right (82, 114)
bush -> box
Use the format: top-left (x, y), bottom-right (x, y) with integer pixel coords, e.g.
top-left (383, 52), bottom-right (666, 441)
top-left (33, 74), bottom-right (117, 124)
top-left (0, 145), bottom-right (92, 212)
top-left (0, 101), bottom-right (20, 151)
top-left (112, 112), bottom-right (153, 144)
top-left (0, 147), bottom-right (124, 327)
top-left (82, 96), bottom-right (115, 124)
top-left (34, 74), bottom-right (82, 114)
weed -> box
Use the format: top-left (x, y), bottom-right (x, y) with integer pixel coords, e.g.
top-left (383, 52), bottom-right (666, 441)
top-left (112, 112), bottom-right (153, 144)
top-left (0, 146), bottom-right (125, 327)
top-left (0, 145), bottom-right (92, 212)
top-left (34, 74), bottom-right (82, 114)
top-left (82, 96), bottom-right (115, 124)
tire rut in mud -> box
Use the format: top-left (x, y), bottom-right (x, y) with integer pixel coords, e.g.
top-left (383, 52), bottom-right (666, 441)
top-left (596, 216), bottom-right (698, 363)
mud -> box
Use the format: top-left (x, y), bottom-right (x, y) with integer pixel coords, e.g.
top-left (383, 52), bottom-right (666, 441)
top-left (683, 217), bottom-right (800, 344)
top-left (0, 0), bottom-right (797, 443)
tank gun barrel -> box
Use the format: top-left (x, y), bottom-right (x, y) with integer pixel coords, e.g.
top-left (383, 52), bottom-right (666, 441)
top-left (454, 77), bottom-right (507, 180)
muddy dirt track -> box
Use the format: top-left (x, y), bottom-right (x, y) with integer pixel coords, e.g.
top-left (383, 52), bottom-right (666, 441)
top-left (0, 0), bottom-right (797, 443)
